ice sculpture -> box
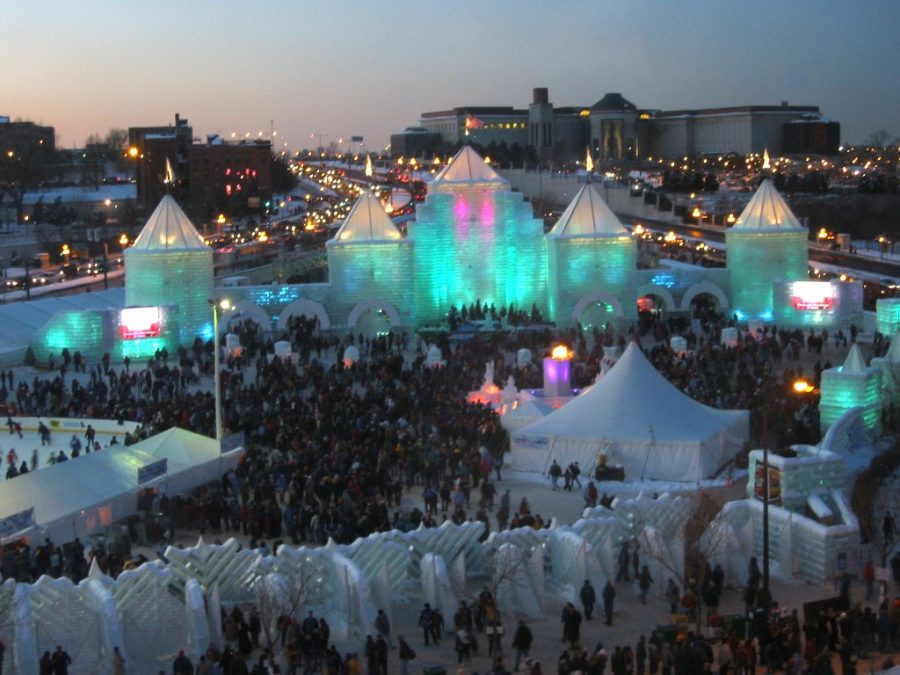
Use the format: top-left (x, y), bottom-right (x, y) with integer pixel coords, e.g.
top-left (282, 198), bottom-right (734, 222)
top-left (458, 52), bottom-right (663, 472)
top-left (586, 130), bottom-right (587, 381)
top-left (819, 344), bottom-right (882, 436)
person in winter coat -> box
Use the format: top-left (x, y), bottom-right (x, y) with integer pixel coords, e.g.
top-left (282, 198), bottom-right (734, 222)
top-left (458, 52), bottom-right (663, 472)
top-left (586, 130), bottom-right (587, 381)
top-left (512, 620), bottom-right (533, 672)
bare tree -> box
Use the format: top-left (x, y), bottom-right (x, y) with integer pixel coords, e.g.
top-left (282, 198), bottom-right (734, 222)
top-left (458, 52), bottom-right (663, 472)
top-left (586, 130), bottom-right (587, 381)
top-left (0, 139), bottom-right (53, 224)
top-left (633, 492), bottom-right (730, 632)
top-left (254, 561), bottom-right (322, 654)
top-left (866, 130), bottom-right (892, 149)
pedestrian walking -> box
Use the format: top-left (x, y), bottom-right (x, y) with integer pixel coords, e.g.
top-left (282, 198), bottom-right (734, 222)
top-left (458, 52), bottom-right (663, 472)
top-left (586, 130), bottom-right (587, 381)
top-left (602, 580), bottom-right (616, 626)
top-left (580, 579), bottom-right (596, 620)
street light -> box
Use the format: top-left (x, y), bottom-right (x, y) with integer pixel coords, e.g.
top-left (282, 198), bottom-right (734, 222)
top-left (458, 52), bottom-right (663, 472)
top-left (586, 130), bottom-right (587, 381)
top-left (119, 233), bottom-right (129, 247)
top-left (691, 207), bottom-right (703, 226)
top-left (209, 298), bottom-right (232, 442)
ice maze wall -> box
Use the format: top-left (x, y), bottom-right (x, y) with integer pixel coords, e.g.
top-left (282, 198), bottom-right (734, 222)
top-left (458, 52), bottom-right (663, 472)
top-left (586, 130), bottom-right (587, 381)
top-left (2, 490), bottom-right (853, 671)
top-left (726, 229), bottom-right (807, 321)
top-left (409, 189), bottom-right (547, 324)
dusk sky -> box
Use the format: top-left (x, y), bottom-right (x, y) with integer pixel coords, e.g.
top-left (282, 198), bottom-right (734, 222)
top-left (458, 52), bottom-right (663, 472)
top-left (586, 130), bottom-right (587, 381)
top-left (3, 0), bottom-right (898, 151)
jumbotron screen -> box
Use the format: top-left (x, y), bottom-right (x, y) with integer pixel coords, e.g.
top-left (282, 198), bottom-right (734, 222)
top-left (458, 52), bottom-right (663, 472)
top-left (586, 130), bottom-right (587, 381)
top-left (789, 281), bottom-right (835, 312)
top-left (119, 306), bottom-right (161, 339)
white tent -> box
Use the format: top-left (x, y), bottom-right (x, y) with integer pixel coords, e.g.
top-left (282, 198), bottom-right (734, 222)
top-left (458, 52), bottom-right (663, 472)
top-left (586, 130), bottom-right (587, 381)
top-left (500, 396), bottom-right (553, 433)
top-left (127, 427), bottom-right (237, 494)
top-left (511, 342), bottom-right (748, 482)
top-left (0, 427), bottom-right (239, 543)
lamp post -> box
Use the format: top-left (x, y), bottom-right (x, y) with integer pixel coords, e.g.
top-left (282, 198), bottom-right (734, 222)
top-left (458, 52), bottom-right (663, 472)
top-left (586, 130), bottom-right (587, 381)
top-left (209, 298), bottom-right (232, 443)
top-left (102, 242), bottom-right (109, 290)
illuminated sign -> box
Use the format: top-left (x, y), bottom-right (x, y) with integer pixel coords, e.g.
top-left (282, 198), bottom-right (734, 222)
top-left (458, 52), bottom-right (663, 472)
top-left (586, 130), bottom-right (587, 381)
top-left (789, 282), bottom-right (835, 312)
top-left (119, 307), bottom-right (161, 339)
top-left (754, 462), bottom-right (782, 505)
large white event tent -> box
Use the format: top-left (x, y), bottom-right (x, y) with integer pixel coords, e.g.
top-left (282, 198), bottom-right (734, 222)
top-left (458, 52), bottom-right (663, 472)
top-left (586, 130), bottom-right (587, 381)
top-left (511, 342), bottom-right (749, 482)
top-left (0, 427), bottom-right (238, 543)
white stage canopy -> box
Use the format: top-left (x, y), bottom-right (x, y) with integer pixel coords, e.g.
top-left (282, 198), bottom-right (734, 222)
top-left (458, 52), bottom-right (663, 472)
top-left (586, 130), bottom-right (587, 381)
top-left (511, 342), bottom-right (748, 482)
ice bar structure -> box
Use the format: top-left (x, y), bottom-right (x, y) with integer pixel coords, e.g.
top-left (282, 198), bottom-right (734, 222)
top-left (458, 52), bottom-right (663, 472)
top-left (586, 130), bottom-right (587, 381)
top-left (819, 344), bottom-right (883, 437)
top-left (31, 145), bottom-right (857, 362)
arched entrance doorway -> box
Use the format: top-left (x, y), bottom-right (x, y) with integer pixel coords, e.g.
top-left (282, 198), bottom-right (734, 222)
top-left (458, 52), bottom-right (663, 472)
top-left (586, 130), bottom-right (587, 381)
top-left (572, 290), bottom-right (625, 331)
top-left (347, 299), bottom-right (402, 337)
top-left (280, 298), bottom-right (331, 331)
top-left (680, 282), bottom-right (730, 325)
top-left (223, 301), bottom-right (272, 334)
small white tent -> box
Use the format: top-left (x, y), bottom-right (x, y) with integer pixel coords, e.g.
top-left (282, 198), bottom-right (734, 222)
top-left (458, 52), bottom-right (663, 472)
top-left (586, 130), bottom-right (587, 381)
top-left (0, 427), bottom-right (240, 544)
top-left (511, 342), bottom-right (748, 482)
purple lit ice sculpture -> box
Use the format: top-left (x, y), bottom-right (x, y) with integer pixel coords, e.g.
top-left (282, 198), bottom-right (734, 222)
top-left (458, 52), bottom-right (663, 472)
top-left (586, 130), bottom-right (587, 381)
top-left (543, 345), bottom-right (574, 398)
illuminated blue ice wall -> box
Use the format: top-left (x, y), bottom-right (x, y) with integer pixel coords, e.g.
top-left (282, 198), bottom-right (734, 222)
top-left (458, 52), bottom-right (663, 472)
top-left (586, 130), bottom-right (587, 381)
top-left (877, 298), bottom-right (900, 336)
top-left (546, 184), bottom-right (636, 326)
top-left (30, 305), bottom-right (179, 364)
top-left (126, 248), bottom-right (214, 343)
top-left (324, 191), bottom-right (415, 328)
top-left (125, 196), bottom-right (215, 344)
top-left (326, 240), bottom-right (414, 325)
top-left (409, 186), bottom-right (547, 325)
top-left (726, 179), bottom-right (808, 322)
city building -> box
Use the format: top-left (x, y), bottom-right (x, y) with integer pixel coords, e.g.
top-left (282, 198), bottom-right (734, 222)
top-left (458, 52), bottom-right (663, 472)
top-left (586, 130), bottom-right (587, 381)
top-left (389, 127), bottom-right (442, 158)
top-left (129, 113), bottom-right (193, 208)
top-left (129, 114), bottom-right (273, 217)
top-left (187, 136), bottom-right (273, 218)
top-left (409, 90), bottom-right (838, 161)
top-left (651, 103), bottom-right (834, 157)
top-left (418, 106), bottom-right (528, 149)
top-left (0, 116), bottom-right (55, 154)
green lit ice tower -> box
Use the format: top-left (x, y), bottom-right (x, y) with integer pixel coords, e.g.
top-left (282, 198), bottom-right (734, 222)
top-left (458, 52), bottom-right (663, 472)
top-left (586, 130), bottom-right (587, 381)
top-left (325, 191), bottom-right (413, 329)
top-left (408, 146), bottom-right (546, 325)
top-left (726, 178), bottom-right (808, 321)
top-left (546, 184), bottom-right (637, 327)
top-left (125, 194), bottom-right (214, 344)
top-left (819, 344), bottom-right (882, 437)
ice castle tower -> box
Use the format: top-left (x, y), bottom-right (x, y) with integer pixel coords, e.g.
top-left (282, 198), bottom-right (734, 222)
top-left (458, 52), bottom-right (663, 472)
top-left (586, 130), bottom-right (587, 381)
top-left (546, 184), bottom-right (636, 327)
top-left (125, 194), bottom-right (214, 344)
top-left (819, 343), bottom-right (882, 437)
top-left (408, 146), bottom-right (546, 324)
top-left (726, 179), bottom-right (808, 321)
top-left (325, 191), bottom-right (413, 328)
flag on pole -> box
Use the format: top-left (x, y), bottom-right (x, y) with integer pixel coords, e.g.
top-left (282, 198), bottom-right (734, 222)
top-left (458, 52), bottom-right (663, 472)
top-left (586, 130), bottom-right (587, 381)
top-left (465, 114), bottom-right (485, 130)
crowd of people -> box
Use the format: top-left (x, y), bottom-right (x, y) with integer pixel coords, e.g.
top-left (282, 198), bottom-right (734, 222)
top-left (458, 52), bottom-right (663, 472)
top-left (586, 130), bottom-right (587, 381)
top-left (0, 310), bottom-right (898, 674)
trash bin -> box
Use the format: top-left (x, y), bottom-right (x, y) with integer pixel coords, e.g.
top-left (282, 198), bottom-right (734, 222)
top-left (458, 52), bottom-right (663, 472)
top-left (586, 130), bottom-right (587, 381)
top-left (656, 624), bottom-right (678, 644)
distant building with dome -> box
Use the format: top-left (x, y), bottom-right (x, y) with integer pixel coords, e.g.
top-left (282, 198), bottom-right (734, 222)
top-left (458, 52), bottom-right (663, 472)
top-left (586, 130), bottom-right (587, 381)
top-left (412, 88), bottom-right (839, 161)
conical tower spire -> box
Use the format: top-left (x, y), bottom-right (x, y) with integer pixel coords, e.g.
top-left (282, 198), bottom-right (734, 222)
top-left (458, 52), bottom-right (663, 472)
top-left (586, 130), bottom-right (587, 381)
top-left (549, 184), bottom-right (629, 237)
top-left (732, 179), bottom-right (804, 231)
top-left (131, 194), bottom-right (208, 250)
top-left (329, 191), bottom-right (402, 243)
